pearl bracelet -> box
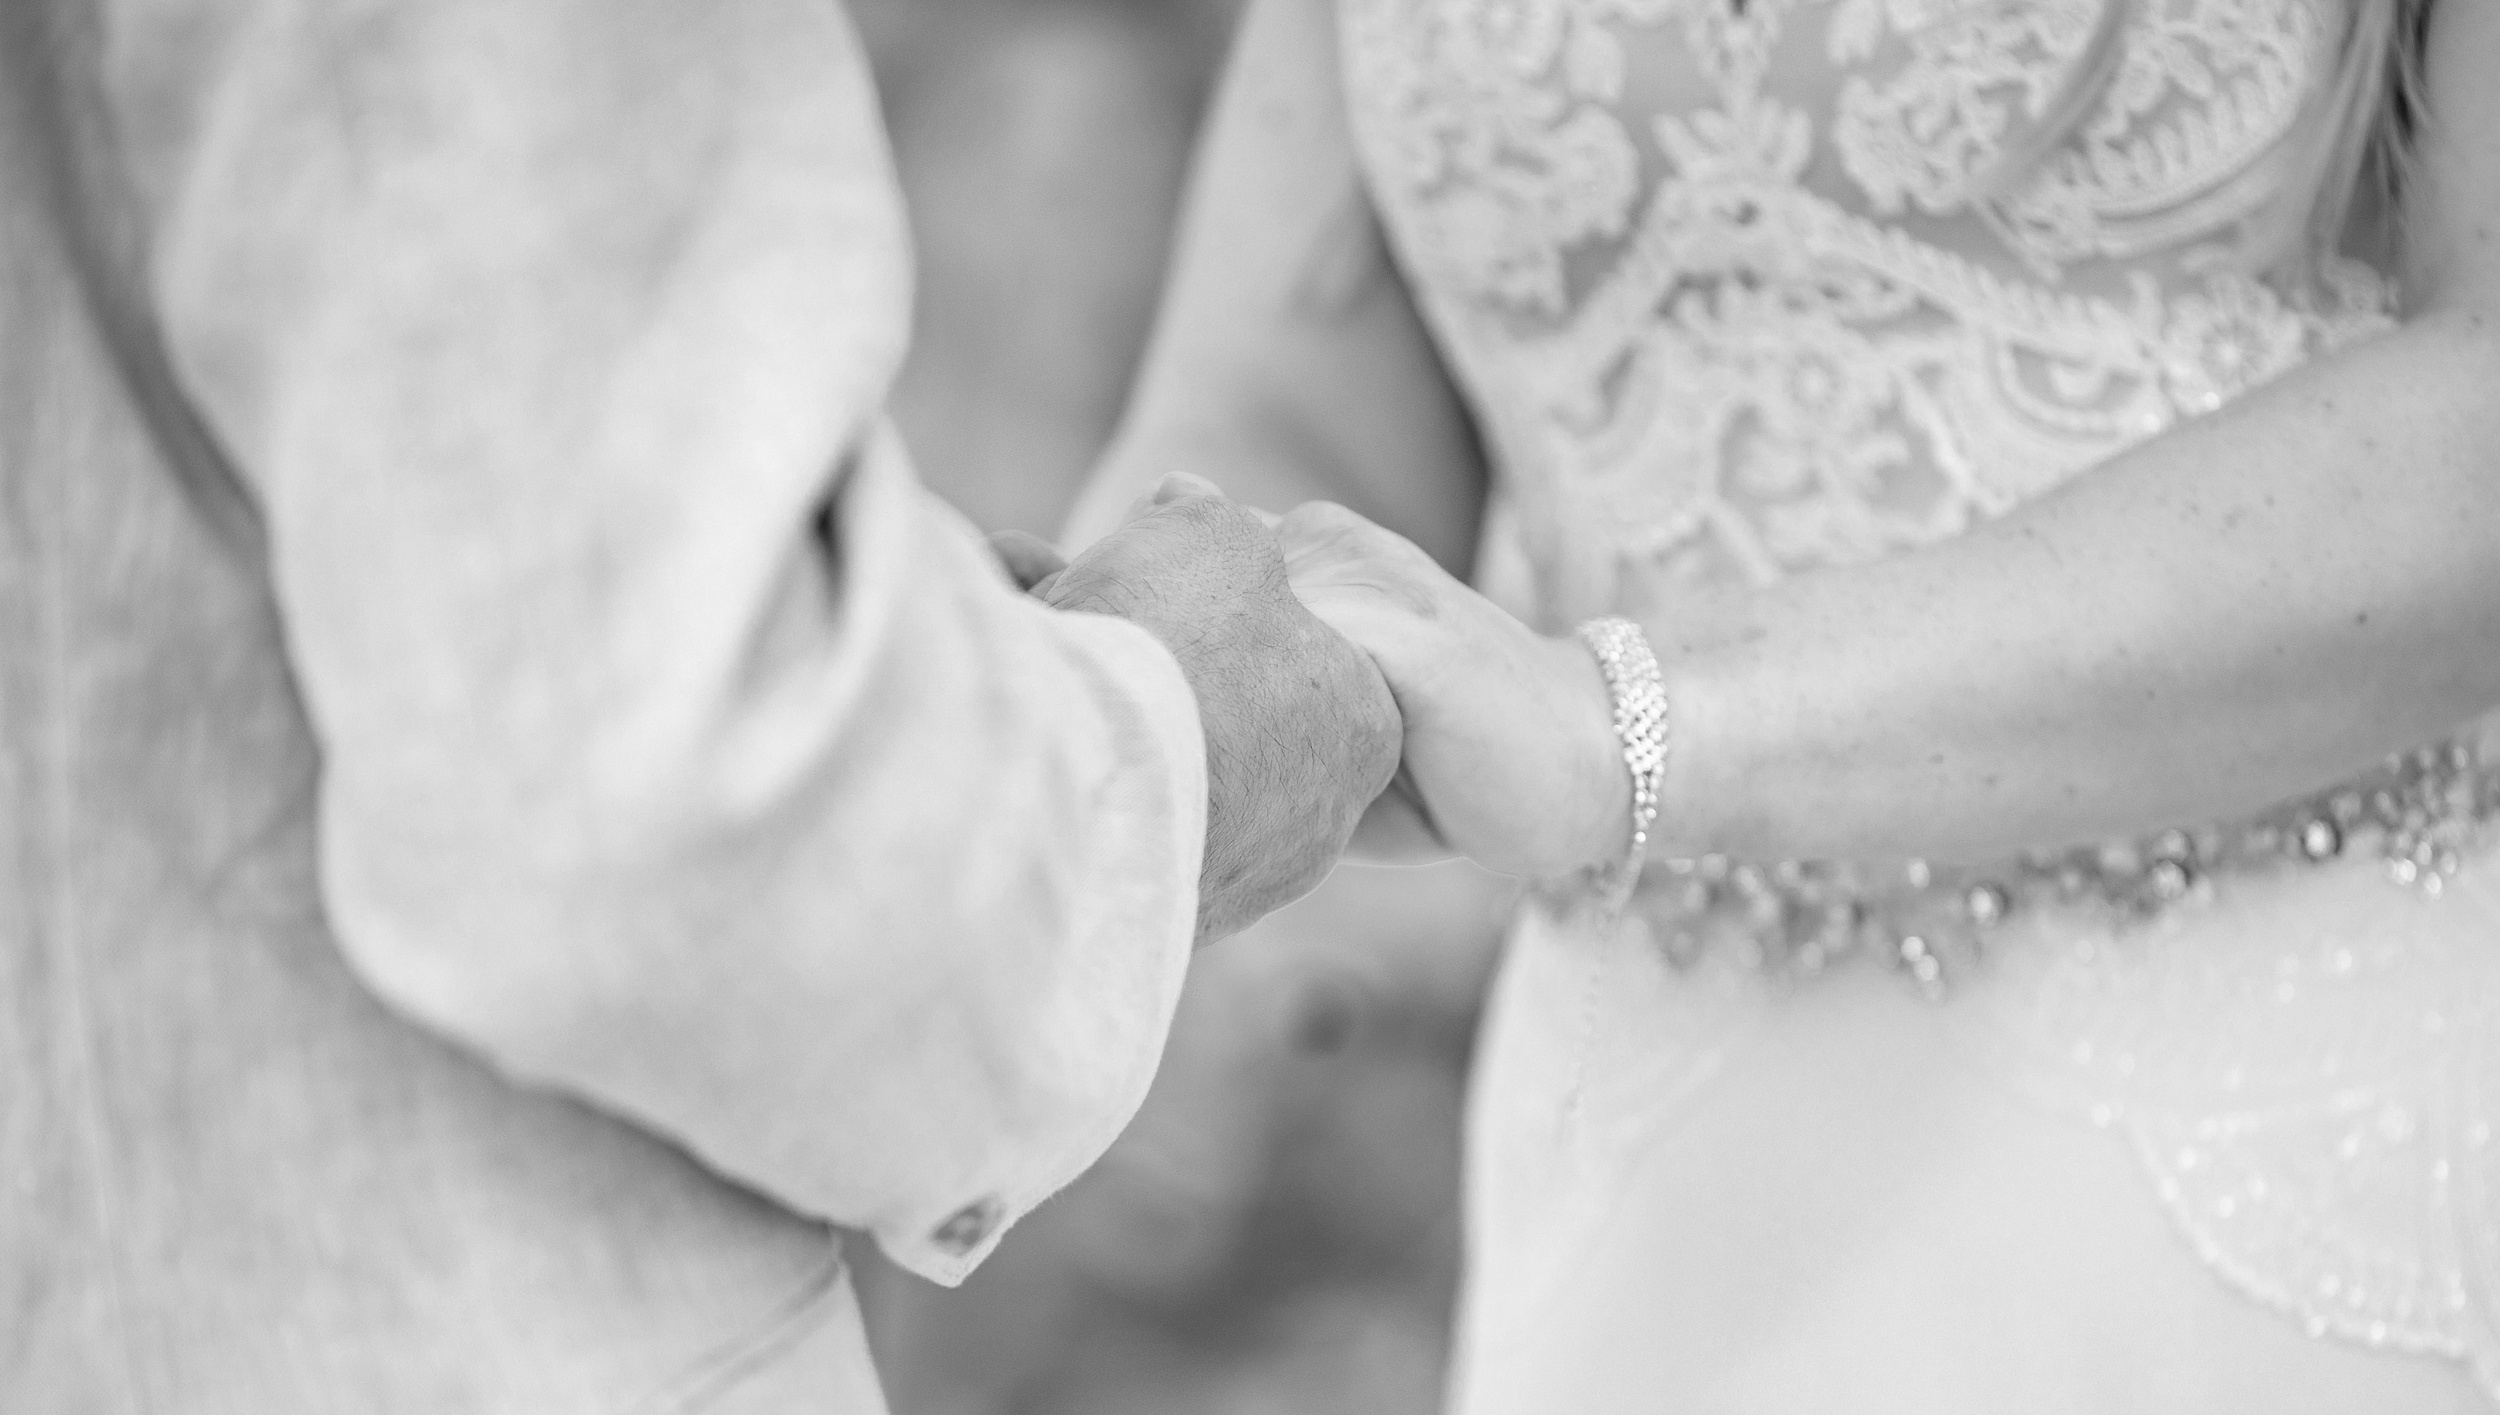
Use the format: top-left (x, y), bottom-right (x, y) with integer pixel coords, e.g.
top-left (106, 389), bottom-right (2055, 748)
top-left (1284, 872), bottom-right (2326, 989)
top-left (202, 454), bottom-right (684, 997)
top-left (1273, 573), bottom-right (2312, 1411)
top-left (1574, 616), bottom-right (1671, 906)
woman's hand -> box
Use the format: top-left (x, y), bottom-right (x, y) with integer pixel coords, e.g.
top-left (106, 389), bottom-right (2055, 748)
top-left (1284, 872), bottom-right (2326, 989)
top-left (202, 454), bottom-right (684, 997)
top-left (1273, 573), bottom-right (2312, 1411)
top-left (1278, 502), bottom-right (1632, 878)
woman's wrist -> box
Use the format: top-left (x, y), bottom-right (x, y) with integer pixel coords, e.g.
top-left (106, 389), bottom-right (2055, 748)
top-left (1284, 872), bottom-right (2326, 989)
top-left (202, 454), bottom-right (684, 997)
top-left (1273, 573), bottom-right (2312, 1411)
top-left (1627, 592), bottom-right (1757, 863)
top-left (1573, 609), bottom-right (1739, 872)
top-left (1544, 629), bottom-right (1641, 876)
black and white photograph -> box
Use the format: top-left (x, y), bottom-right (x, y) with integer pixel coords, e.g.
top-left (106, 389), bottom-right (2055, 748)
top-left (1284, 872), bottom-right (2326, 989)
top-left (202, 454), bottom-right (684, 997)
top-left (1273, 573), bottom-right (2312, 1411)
top-left (4, 1), bottom-right (2497, 1411)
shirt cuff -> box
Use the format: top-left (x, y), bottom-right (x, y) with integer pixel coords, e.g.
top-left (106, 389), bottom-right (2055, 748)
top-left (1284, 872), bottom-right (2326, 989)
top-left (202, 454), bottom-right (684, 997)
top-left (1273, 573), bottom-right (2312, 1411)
top-left (869, 555), bottom-right (1207, 1286)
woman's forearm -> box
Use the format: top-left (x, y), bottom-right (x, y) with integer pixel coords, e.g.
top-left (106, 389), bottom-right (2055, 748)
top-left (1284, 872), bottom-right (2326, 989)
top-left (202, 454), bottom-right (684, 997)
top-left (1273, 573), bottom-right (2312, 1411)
top-left (1071, 361), bottom-right (1395, 550)
top-left (1061, 0), bottom-right (1486, 563)
top-left (1654, 308), bottom-right (2500, 865)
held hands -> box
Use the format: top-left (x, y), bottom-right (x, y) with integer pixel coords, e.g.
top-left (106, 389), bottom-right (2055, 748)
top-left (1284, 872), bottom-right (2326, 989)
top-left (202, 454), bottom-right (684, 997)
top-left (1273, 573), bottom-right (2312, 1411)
top-left (1017, 479), bottom-right (1403, 944)
top-left (1275, 503), bottom-right (1631, 880)
top-left (1000, 479), bottom-right (1634, 922)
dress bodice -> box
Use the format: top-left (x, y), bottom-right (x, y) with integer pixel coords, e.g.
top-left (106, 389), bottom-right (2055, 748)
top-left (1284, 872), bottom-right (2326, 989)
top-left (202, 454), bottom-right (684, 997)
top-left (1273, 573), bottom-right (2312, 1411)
top-left (1341, 0), bottom-right (2393, 615)
top-left (1338, 0), bottom-right (2500, 1396)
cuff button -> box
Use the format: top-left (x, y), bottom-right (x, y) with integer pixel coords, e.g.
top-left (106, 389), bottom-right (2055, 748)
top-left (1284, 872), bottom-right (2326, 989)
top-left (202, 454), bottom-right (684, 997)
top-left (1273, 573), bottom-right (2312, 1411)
top-left (930, 1197), bottom-right (1001, 1256)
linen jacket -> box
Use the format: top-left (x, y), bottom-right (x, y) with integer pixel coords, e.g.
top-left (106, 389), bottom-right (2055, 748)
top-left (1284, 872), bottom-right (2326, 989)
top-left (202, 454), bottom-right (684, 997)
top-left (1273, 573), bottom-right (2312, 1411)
top-left (1, 1), bottom-right (1203, 1407)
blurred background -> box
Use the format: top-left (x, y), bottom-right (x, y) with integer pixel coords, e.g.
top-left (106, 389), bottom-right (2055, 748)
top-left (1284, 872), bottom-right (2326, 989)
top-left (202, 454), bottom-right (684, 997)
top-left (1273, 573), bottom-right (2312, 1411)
top-left (846, 3), bottom-right (1515, 1413)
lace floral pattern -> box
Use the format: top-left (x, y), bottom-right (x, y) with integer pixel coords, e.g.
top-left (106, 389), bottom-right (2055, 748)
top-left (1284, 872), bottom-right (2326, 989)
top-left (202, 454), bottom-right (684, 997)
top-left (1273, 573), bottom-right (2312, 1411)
top-left (1341, 0), bottom-right (2497, 1393)
top-left (1831, 0), bottom-right (2322, 273)
top-left (1342, 0), bottom-right (1646, 313)
top-left (1345, 0), bottom-right (2387, 585)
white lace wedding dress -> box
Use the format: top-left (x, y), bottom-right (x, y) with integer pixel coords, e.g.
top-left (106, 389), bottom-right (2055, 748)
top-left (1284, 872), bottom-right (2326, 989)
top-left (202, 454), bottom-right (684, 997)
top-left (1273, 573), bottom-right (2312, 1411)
top-left (1338, 1), bottom-right (2500, 1409)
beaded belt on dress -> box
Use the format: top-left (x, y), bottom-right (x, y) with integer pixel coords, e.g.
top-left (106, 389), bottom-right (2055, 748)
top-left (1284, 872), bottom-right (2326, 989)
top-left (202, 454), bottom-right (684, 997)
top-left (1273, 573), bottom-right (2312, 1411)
top-left (1620, 740), bottom-right (2500, 998)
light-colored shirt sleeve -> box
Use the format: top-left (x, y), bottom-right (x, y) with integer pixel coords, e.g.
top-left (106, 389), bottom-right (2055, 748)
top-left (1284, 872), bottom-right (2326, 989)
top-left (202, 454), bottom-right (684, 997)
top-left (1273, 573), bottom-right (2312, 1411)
top-left (121, 0), bottom-right (1203, 1282)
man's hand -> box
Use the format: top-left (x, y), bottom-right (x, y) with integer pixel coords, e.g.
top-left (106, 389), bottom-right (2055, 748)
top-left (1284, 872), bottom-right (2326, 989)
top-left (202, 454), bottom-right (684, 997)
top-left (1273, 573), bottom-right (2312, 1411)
top-left (1044, 479), bottom-right (1402, 943)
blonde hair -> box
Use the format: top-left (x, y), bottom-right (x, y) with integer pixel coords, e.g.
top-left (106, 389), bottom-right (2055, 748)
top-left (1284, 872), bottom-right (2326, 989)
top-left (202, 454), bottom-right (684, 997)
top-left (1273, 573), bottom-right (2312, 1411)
top-left (1980, 0), bottom-right (2434, 275)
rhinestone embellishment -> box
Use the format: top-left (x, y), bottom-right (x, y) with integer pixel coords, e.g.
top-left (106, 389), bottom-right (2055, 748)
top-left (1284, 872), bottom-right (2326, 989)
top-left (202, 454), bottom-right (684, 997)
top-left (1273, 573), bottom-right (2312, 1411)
top-left (1577, 616), bottom-right (1671, 907)
top-left (1630, 741), bottom-right (2499, 995)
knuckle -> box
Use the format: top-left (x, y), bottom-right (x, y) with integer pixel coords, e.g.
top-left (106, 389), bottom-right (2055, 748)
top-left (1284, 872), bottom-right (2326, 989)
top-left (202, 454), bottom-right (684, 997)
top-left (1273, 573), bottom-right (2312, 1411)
top-left (1167, 496), bottom-right (1274, 558)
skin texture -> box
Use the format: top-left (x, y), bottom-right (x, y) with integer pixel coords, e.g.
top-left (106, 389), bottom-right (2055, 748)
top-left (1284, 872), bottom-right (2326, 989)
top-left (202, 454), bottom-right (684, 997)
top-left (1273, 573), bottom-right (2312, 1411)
top-left (1042, 482), bottom-right (1402, 942)
top-left (1089, 0), bottom-right (2500, 880)
top-left (1060, 0), bottom-right (1484, 566)
top-left (1277, 502), bottom-right (1625, 876)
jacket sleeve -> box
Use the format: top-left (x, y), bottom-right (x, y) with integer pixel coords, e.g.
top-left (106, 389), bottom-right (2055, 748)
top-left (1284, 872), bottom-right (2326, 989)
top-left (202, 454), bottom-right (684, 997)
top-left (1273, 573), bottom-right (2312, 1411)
top-left (127, 0), bottom-right (1203, 1283)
